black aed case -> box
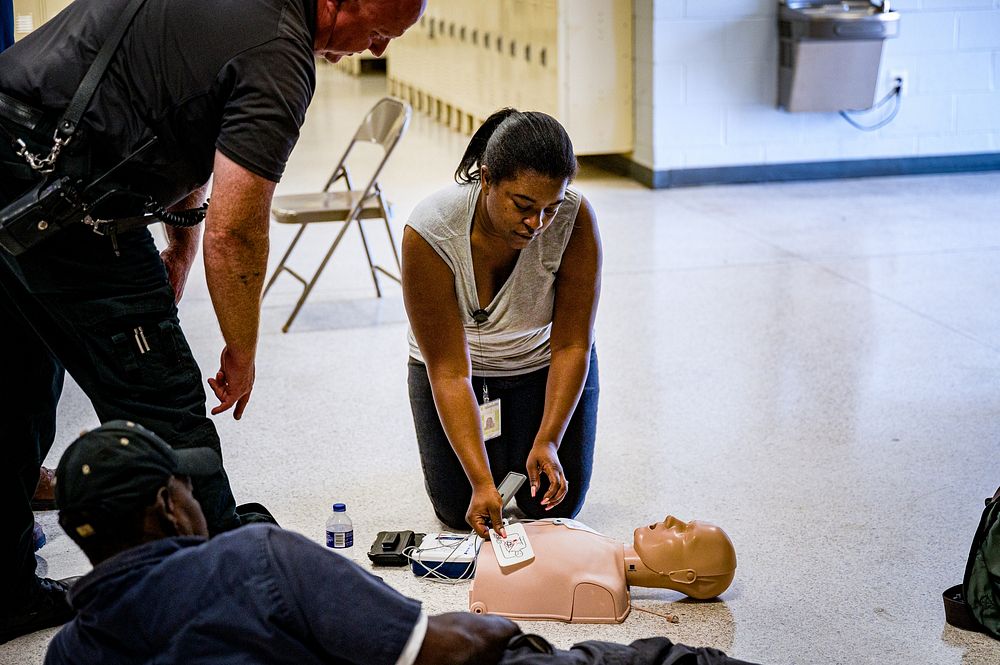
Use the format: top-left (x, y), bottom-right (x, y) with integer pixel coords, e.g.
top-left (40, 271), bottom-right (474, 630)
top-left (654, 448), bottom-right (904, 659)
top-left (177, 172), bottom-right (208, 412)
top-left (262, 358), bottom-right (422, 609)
top-left (368, 530), bottom-right (424, 566)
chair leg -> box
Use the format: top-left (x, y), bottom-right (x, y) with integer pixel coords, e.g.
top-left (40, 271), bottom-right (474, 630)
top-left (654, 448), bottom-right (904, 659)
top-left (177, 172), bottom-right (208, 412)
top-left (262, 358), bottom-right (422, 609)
top-left (383, 219), bottom-right (402, 275)
top-left (379, 195), bottom-right (403, 275)
top-left (263, 224), bottom-right (308, 298)
top-left (355, 219), bottom-right (383, 298)
top-left (281, 221), bottom-right (353, 333)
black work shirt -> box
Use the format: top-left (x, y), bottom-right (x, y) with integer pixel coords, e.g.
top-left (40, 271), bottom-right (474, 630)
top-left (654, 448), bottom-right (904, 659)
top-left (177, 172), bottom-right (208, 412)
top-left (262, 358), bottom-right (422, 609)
top-left (0, 0), bottom-right (317, 206)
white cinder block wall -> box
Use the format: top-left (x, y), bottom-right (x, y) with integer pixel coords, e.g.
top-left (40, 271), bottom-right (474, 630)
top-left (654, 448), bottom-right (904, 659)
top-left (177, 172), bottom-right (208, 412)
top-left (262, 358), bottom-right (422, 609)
top-left (633, 0), bottom-right (1000, 172)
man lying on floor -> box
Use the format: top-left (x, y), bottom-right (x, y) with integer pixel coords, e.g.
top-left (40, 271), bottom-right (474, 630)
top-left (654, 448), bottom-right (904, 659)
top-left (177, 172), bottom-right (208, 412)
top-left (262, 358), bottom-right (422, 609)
top-left (47, 421), bottom-right (756, 665)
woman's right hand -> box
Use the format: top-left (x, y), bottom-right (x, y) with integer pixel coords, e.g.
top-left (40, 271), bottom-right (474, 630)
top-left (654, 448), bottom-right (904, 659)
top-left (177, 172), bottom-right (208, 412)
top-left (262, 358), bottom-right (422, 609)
top-left (467, 484), bottom-right (505, 539)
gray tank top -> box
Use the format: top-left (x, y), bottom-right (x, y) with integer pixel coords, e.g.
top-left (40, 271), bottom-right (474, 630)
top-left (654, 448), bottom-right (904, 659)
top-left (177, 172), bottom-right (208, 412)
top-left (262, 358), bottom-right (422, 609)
top-left (406, 182), bottom-right (583, 377)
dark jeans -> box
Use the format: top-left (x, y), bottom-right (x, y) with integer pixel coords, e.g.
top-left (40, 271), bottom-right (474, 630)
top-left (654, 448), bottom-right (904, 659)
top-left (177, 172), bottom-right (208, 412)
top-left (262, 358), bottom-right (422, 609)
top-left (0, 221), bottom-right (239, 608)
top-left (407, 346), bottom-right (599, 530)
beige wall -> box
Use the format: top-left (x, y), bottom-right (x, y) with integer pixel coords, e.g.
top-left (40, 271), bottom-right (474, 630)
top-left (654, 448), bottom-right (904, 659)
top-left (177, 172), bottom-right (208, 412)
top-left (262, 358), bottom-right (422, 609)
top-left (635, 0), bottom-right (1000, 172)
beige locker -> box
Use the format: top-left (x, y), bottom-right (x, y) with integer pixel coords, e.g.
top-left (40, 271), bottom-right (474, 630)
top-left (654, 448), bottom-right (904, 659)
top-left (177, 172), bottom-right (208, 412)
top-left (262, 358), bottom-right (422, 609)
top-left (388, 0), bottom-right (632, 154)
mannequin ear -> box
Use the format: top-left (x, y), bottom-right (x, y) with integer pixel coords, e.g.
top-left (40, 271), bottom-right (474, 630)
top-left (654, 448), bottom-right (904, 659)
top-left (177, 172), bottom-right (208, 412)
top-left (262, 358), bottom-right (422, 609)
top-left (667, 569), bottom-right (698, 584)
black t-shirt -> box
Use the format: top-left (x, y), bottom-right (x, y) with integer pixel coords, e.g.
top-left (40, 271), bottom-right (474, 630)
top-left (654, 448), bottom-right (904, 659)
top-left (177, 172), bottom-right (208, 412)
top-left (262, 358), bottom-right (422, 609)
top-left (0, 0), bottom-right (317, 206)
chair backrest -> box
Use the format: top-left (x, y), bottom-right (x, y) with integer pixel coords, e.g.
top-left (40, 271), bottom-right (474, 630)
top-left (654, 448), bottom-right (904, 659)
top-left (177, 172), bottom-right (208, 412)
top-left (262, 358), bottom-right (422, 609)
top-left (353, 97), bottom-right (411, 149)
top-left (325, 97), bottom-right (412, 193)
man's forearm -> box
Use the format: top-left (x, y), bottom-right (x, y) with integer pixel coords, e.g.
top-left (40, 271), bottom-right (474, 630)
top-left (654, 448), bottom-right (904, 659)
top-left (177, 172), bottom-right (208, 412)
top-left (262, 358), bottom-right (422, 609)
top-left (168, 182), bottom-right (209, 212)
top-left (159, 184), bottom-right (209, 303)
top-left (165, 183), bottom-right (208, 253)
top-left (164, 223), bottom-right (201, 252)
top-left (204, 223), bottom-right (268, 358)
top-left (163, 183), bottom-right (208, 254)
top-left (202, 152), bottom-right (275, 359)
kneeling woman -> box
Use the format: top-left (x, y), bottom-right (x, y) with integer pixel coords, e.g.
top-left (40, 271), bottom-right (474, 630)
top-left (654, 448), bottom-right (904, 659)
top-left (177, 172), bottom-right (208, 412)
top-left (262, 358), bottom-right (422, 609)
top-left (402, 109), bottom-right (602, 538)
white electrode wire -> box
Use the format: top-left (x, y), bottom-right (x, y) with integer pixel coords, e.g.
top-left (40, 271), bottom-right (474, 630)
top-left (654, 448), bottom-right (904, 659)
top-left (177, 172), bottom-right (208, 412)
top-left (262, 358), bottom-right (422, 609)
top-left (839, 80), bottom-right (903, 131)
top-left (404, 532), bottom-right (480, 585)
top-left (405, 517), bottom-right (543, 585)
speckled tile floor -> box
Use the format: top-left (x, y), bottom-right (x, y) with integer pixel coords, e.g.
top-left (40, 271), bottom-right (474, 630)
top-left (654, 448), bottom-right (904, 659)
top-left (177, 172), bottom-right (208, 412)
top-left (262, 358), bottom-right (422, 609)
top-left (3, 66), bottom-right (999, 664)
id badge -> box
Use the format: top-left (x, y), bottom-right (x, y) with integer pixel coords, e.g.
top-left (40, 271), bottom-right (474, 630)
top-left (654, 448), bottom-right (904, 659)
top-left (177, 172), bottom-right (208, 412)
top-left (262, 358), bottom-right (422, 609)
top-left (480, 398), bottom-right (501, 441)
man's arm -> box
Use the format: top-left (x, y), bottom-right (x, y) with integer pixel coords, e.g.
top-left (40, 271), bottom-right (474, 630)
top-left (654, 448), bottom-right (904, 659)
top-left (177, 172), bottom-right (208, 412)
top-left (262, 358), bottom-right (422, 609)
top-left (160, 183), bottom-right (208, 303)
top-left (203, 151), bottom-right (275, 420)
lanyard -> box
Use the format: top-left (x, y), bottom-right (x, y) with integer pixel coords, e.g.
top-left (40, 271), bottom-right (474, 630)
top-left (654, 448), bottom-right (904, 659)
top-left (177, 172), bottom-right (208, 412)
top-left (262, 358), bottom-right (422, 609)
top-left (472, 308), bottom-right (489, 402)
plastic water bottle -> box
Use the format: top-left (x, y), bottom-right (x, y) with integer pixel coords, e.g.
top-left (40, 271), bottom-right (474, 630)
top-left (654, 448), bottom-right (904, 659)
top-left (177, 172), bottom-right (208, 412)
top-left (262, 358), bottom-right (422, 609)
top-left (325, 503), bottom-right (354, 549)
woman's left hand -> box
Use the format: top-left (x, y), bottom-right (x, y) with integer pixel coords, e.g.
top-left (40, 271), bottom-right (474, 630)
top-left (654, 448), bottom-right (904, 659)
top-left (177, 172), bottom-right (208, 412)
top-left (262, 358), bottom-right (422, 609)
top-left (526, 441), bottom-right (568, 509)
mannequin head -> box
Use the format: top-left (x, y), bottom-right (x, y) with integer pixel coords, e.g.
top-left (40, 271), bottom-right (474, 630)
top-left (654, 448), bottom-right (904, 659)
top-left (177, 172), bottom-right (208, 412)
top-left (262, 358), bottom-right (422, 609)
top-left (624, 515), bottom-right (736, 599)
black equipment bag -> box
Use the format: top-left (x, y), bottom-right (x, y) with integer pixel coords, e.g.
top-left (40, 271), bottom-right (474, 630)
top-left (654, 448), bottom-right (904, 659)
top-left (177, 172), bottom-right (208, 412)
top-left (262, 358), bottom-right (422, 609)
top-left (0, 174), bottom-right (85, 255)
top-left (0, 89), bottom-right (88, 254)
top-left (943, 486), bottom-right (1000, 640)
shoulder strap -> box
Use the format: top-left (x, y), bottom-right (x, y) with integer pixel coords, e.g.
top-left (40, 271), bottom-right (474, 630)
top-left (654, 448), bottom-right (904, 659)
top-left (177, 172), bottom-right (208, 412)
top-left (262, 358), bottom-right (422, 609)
top-left (55, 0), bottom-right (149, 141)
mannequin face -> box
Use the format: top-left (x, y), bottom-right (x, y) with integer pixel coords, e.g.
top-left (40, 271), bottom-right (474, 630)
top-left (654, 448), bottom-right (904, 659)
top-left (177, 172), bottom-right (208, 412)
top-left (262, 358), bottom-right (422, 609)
top-left (633, 515), bottom-right (736, 581)
top-left (656, 515), bottom-right (702, 546)
top-left (479, 168), bottom-right (568, 250)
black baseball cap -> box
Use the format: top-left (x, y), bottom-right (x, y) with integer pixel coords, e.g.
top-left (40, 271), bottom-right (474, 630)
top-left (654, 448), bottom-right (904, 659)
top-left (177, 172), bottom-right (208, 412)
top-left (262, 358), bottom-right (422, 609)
top-left (55, 420), bottom-right (220, 524)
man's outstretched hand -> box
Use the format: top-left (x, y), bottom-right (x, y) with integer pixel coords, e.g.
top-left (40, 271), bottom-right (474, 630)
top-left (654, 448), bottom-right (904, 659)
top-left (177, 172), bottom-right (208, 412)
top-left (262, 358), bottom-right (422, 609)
top-left (208, 345), bottom-right (255, 420)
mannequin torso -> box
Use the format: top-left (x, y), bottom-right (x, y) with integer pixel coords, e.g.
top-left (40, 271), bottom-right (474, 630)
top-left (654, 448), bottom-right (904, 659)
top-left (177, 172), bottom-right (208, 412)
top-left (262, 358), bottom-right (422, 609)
top-left (469, 519), bottom-right (630, 623)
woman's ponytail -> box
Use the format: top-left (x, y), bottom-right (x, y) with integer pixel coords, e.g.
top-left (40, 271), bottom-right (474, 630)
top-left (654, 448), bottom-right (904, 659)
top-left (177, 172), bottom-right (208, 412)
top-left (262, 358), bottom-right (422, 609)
top-left (454, 108), bottom-right (577, 186)
top-left (454, 108), bottom-right (518, 183)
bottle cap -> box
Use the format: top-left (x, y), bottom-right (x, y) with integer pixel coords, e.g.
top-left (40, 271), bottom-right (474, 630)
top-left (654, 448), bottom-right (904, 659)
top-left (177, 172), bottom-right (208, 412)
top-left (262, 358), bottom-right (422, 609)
top-left (333, 503), bottom-right (346, 512)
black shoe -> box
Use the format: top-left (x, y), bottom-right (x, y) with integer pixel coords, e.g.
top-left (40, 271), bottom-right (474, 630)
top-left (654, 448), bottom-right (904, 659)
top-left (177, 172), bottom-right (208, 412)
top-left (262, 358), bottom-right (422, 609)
top-left (30, 466), bottom-right (58, 511)
top-left (0, 577), bottom-right (74, 644)
top-left (235, 502), bottom-right (280, 527)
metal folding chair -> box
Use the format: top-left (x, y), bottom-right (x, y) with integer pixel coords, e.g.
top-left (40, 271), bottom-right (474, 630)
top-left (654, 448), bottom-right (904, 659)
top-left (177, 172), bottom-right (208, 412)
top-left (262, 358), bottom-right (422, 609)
top-left (263, 97), bottom-right (412, 332)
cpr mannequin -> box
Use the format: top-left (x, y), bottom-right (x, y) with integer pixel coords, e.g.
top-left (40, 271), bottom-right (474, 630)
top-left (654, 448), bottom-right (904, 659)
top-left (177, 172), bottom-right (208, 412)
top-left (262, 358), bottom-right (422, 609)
top-left (468, 516), bottom-right (736, 624)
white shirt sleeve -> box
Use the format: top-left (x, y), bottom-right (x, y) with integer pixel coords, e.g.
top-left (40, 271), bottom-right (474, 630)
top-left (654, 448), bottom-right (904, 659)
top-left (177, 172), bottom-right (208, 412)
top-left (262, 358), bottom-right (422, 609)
top-left (395, 610), bottom-right (428, 665)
